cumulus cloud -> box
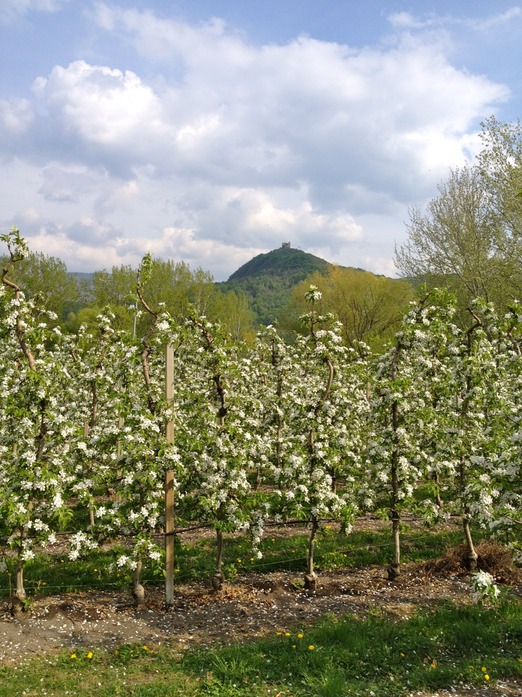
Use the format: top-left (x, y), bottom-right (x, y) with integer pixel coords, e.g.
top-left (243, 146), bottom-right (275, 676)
top-left (462, 7), bottom-right (522, 32)
top-left (0, 4), bottom-right (512, 278)
top-left (0, 0), bottom-right (70, 23)
top-left (39, 166), bottom-right (103, 203)
top-left (0, 97), bottom-right (33, 134)
top-left (389, 7), bottom-right (522, 33)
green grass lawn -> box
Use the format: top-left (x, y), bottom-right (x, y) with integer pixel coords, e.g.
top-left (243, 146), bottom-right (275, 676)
top-left (0, 599), bottom-right (520, 696)
top-left (1, 522), bottom-right (520, 696)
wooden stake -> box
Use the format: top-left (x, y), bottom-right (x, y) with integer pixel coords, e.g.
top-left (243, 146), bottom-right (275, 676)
top-left (165, 343), bottom-right (175, 607)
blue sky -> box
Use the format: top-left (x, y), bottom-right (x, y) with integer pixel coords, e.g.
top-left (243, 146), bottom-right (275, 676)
top-left (1, 1), bottom-right (521, 279)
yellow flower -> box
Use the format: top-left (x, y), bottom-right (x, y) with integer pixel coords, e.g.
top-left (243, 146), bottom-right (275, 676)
top-left (143, 645), bottom-right (149, 651)
top-left (297, 633), bottom-right (304, 639)
top-left (484, 675), bottom-right (490, 681)
top-left (86, 651), bottom-right (93, 660)
top-left (285, 632), bottom-right (291, 637)
top-left (308, 645), bottom-right (315, 651)
top-left (70, 653), bottom-right (77, 660)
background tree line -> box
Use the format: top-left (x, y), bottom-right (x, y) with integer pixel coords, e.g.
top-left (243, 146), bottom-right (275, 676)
top-left (1, 247), bottom-right (414, 352)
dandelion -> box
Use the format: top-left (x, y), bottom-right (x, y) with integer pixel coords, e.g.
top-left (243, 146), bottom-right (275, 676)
top-left (70, 653), bottom-right (77, 660)
top-left (86, 652), bottom-right (93, 660)
top-left (481, 667), bottom-right (487, 673)
top-left (297, 633), bottom-right (303, 639)
top-left (484, 674), bottom-right (490, 681)
top-left (308, 645), bottom-right (315, 651)
top-left (285, 632), bottom-right (291, 637)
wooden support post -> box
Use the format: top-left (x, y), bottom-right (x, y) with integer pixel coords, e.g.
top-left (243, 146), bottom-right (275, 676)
top-left (165, 343), bottom-right (175, 608)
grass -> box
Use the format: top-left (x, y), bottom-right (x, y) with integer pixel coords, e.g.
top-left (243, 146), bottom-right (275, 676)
top-left (0, 598), bottom-right (520, 696)
top-left (0, 546), bottom-right (163, 598)
top-left (0, 521), bottom-right (520, 695)
top-left (172, 522), bottom-right (469, 581)
top-left (0, 521), bottom-right (492, 597)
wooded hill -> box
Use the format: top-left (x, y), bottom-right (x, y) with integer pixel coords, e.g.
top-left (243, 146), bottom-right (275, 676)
top-left (218, 245), bottom-right (346, 326)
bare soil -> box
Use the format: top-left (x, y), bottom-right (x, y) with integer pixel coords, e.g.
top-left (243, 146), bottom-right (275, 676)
top-left (0, 530), bottom-right (521, 697)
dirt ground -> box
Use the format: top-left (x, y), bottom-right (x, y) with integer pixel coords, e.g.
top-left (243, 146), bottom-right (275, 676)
top-left (0, 526), bottom-right (521, 696)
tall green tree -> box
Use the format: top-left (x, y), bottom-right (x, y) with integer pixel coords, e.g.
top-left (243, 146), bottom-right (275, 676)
top-left (70, 258), bottom-right (217, 335)
top-left (291, 266), bottom-right (414, 352)
top-left (396, 118), bottom-right (522, 308)
top-left (477, 116), bottom-right (522, 292)
top-left (394, 164), bottom-right (507, 307)
top-left (208, 288), bottom-right (256, 342)
top-left (0, 248), bottom-right (79, 325)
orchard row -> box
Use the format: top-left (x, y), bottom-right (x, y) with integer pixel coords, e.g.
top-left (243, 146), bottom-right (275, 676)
top-left (1, 230), bottom-right (521, 601)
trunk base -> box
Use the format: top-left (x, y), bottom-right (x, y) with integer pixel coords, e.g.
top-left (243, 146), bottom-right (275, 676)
top-left (387, 563), bottom-right (400, 581)
top-left (132, 583), bottom-right (145, 609)
top-left (9, 596), bottom-right (28, 617)
top-left (211, 572), bottom-right (224, 593)
top-left (304, 572), bottom-right (317, 592)
top-left (463, 551), bottom-right (479, 572)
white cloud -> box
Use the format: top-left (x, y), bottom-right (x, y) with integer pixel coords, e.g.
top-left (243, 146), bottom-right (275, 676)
top-left (0, 98), bottom-right (33, 135)
top-left (0, 0), bottom-right (70, 23)
top-left (388, 11), bottom-right (440, 31)
top-left (0, 4), bottom-right (512, 279)
top-left (464, 7), bottom-right (522, 32)
top-left (388, 7), bottom-right (522, 34)
top-left (32, 61), bottom-right (168, 169)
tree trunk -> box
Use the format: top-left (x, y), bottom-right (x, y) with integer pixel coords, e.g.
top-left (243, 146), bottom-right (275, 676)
top-left (432, 471), bottom-right (444, 508)
top-left (212, 528), bottom-right (225, 592)
top-left (388, 508), bottom-right (401, 581)
top-left (132, 558), bottom-right (145, 608)
top-left (304, 517), bottom-right (319, 591)
top-left (462, 516), bottom-right (478, 571)
top-left (388, 398), bottom-right (401, 581)
top-left (10, 559), bottom-right (27, 616)
top-left (16, 559), bottom-right (26, 600)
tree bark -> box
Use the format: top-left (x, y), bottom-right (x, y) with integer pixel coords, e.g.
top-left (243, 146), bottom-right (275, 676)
top-left (388, 507), bottom-right (401, 581)
top-left (462, 516), bottom-right (478, 571)
top-left (132, 558), bottom-right (145, 608)
top-left (304, 517), bottom-right (319, 591)
top-left (212, 528), bottom-right (225, 592)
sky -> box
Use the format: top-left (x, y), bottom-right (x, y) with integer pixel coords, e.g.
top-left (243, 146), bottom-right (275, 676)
top-left (1, 1), bottom-right (521, 281)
